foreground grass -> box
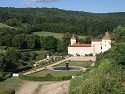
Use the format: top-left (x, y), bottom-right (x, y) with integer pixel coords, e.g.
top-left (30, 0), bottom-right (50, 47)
top-left (33, 31), bottom-right (85, 40)
top-left (0, 77), bottom-right (23, 94)
top-left (55, 61), bottom-right (93, 68)
top-left (29, 69), bottom-right (81, 77)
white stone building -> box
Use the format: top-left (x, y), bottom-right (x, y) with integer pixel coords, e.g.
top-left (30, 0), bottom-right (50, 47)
top-left (68, 32), bottom-right (111, 56)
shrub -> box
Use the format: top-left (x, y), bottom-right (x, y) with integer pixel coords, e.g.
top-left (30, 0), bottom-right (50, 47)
top-left (45, 73), bottom-right (53, 77)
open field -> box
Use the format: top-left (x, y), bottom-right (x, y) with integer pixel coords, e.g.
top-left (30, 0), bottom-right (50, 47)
top-left (28, 69), bottom-right (81, 77)
top-left (0, 77), bottom-right (23, 94)
top-left (33, 31), bottom-right (85, 40)
top-left (55, 61), bottom-right (93, 67)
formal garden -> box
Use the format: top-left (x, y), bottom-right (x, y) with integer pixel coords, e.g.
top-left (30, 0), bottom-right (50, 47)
top-left (19, 59), bottom-right (94, 81)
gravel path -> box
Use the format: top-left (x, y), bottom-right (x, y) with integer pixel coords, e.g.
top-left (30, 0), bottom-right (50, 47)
top-left (16, 80), bottom-right (70, 94)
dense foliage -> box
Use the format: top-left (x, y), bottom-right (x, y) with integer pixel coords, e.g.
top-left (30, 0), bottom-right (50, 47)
top-left (1, 7), bottom-right (125, 36)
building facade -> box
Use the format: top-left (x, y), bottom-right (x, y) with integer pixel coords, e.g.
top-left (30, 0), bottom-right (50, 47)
top-left (68, 32), bottom-right (111, 56)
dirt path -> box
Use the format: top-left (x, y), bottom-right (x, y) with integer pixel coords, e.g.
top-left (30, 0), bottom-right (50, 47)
top-left (16, 80), bottom-right (70, 94)
top-left (38, 80), bottom-right (70, 94)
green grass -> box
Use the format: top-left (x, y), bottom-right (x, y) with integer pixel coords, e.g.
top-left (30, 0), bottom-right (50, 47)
top-left (0, 77), bottom-right (23, 94)
top-left (55, 61), bottom-right (93, 68)
top-left (33, 31), bottom-right (85, 40)
top-left (29, 69), bottom-right (81, 77)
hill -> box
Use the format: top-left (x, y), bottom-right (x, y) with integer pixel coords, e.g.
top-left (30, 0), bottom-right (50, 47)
top-left (0, 7), bottom-right (125, 36)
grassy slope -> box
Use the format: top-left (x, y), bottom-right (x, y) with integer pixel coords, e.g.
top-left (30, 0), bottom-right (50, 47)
top-left (33, 31), bottom-right (85, 40)
top-left (0, 77), bottom-right (23, 93)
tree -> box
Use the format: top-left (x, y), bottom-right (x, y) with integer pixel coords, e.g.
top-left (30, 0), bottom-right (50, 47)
top-left (111, 43), bottom-right (125, 65)
top-left (25, 35), bottom-right (35, 49)
top-left (5, 48), bottom-right (22, 63)
top-left (5, 18), bottom-right (21, 27)
top-left (0, 53), bottom-right (6, 71)
top-left (57, 39), bottom-right (63, 52)
top-left (42, 36), bottom-right (58, 52)
top-left (12, 34), bottom-right (26, 49)
top-left (32, 34), bottom-right (41, 49)
top-left (111, 25), bottom-right (125, 43)
top-left (61, 32), bottom-right (72, 52)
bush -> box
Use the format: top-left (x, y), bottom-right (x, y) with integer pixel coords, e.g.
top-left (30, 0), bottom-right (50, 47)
top-left (45, 73), bottom-right (53, 77)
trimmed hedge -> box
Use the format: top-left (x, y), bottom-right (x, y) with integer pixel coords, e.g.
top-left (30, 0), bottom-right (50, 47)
top-left (19, 73), bottom-right (71, 81)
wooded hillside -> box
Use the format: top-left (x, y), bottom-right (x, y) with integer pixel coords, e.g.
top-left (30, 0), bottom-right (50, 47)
top-left (0, 7), bottom-right (125, 36)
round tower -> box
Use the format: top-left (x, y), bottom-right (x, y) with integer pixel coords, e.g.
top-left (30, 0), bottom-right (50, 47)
top-left (71, 35), bottom-right (76, 45)
top-left (102, 32), bottom-right (111, 52)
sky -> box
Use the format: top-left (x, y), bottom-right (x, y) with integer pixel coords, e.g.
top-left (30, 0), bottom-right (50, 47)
top-left (0, 0), bottom-right (125, 13)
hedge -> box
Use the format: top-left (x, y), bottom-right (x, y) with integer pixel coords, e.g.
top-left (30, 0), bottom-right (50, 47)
top-left (19, 73), bottom-right (71, 81)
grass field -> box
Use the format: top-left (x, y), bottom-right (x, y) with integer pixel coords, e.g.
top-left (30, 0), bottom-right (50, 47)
top-left (55, 61), bottom-right (93, 68)
top-left (29, 69), bottom-right (81, 77)
top-left (33, 31), bottom-right (85, 40)
top-left (0, 77), bottom-right (23, 94)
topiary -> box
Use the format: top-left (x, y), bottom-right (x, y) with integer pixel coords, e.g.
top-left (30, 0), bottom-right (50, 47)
top-left (45, 73), bottom-right (53, 77)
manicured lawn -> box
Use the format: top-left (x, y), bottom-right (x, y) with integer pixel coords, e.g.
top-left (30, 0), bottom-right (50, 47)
top-left (29, 69), bottom-right (81, 77)
top-left (0, 77), bottom-right (23, 94)
top-left (33, 31), bottom-right (85, 40)
top-left (55, 61), bottom-right (93, 67)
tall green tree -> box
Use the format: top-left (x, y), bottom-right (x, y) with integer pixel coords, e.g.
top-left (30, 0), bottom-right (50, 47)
top-left (111, 25), bottom-right (125, 43)
top-left (12, 34), bottom-right (26, 49)
top-left (5, 18), bottom-right (21, 27)
top-left (42, 36), bottom-right (58, 52)
top-left (25, 35), bottom-right (35, 49)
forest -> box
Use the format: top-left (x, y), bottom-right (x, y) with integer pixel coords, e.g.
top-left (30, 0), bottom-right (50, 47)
top-left (0, 7), bottom-right (125, 36)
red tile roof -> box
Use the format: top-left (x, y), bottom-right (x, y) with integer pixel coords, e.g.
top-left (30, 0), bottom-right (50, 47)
top-left (71, 35), bottom-right (76, 39)
top-left (69, 44), bottom-right (91, 47)
top-left (102, 32), bottom-right (110, 40)
top-left (91, 39), bottom-right (102, 42)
